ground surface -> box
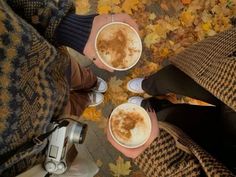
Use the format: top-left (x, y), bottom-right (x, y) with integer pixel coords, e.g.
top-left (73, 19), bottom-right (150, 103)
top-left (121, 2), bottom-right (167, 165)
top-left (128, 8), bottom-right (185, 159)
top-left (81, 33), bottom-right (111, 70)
top-left (69, 0), bottom-right (235, 176)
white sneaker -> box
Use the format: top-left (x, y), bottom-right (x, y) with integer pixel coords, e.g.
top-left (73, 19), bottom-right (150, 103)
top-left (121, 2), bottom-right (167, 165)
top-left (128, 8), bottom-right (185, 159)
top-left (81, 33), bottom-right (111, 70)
top-left (127, 78), bottom-right (144, 93)
top-left (88, 92), bottom-right (104, 107)
top-left (92, 77), bottom-right (108, 93)
top-left (128, 96), bottom-right (144, 106)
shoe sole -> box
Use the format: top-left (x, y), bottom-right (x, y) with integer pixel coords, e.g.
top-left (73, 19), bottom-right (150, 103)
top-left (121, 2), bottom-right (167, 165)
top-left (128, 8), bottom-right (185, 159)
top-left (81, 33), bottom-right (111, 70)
top-left (93, 77), bottom-right (108, 93)
top-left (89, 94), bottom-right (104, 107)
top-left (127, 81), bottom-right (144, 94)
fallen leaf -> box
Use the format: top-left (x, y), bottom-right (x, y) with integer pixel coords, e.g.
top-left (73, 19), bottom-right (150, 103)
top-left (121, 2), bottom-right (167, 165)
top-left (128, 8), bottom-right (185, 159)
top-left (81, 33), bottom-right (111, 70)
top-left (149, 13), bottom-right (156, 20)
top-left (181, 0), bottom-right (192, 5)
top-left (96, 159), bottom-right (103, 167)
top-left (97, 0), bottom-right (121, 14)
top-left (180, 10), bottom-right (195, 27)
top-left (122, 0), bottom-right (140, 14)
top-left (104, 77), bottom-right (128, 105)
top-left (160, 2), bottom-right (169, 11)
top-left (109, 156), bottom-right (132, 177)
top-left (131, 60), bottom-right (160, 78)
top-left (75, 0), bottom-right (90, 15)
top-left (82, 107), bottom-right (102, 121)
top-left (144, 33), bottom-right (160, 48)
top-left (159, 47), bottom-right (169, 57)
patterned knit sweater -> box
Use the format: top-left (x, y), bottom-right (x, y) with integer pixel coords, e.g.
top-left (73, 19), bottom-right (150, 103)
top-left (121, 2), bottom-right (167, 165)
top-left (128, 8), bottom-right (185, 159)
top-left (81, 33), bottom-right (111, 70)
top-left (0, 0), bottom-right (72, 176)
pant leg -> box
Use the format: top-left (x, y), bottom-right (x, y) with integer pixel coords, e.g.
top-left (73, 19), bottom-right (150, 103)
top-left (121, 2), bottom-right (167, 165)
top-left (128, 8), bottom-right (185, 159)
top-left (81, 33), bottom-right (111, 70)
top-left (142, 64), bottom-right (220, 106)
top-left (65, 91), bottom-right (91, 116)
top-left (142, 98), bottom-right (236, 173)
top-left (70, 56), bottom-right (97, 90)
top-left (64, 57), bottom-right (97, 116)
top-left (219, 105), bottom-right (236, 173)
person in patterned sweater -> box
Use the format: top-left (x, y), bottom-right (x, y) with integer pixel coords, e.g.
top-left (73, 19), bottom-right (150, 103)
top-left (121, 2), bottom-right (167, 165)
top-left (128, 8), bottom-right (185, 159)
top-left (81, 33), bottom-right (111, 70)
top-left (0, 0), bottom-right (137, 176)
top-left (108, 27), bottom-right (236, 176)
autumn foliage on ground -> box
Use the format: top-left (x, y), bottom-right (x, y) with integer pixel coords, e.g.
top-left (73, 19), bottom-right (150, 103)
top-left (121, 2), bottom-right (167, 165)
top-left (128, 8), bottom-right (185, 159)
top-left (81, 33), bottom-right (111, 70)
top-left (77, 0), bottom-right (235, 122)
top-left (75, 1), bottom-right (235, 176)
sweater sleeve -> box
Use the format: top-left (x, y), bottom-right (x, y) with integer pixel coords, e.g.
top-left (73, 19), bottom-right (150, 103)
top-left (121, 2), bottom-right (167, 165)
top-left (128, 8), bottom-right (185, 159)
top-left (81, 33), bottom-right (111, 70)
top-left (6, 0), bottom-right (74, 43)
top-left (54, 13), bottom-right (97, 54)
top-left (133, 129), bottom-right (202, 177)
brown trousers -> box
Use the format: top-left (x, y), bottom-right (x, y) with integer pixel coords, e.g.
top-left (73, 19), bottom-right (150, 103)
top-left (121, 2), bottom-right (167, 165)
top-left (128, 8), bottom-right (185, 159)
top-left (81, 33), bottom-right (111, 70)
top-left (64, 57), bottom-right (97, 116)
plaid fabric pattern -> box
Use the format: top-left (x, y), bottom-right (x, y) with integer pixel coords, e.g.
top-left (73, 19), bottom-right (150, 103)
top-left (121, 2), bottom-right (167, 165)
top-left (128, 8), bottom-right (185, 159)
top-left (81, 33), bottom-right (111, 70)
top-left (134, 128), bottom-right (202, 177)
top-left (134, 122), bottom-right (234, 177)
top-left (6, 0), bottom-right (74, 42)
top-left (170, 27), bottom-right (236, 111)
top-left (0, 1), bottom-right (70, 176)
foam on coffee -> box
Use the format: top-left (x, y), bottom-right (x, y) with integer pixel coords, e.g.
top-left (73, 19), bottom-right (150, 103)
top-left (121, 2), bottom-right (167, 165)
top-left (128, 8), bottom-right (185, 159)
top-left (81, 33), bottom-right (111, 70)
top-left (109, 103), bottom-right (151, 148)
top-left (96, 22), bottom-right (142, 70)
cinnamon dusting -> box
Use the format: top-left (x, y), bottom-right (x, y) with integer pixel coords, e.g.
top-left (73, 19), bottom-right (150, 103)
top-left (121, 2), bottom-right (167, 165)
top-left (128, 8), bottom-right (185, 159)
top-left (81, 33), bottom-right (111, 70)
top-left (97, 29), bottom-right (128, 68)
top-left (111, 110), bottom-right (144, 141)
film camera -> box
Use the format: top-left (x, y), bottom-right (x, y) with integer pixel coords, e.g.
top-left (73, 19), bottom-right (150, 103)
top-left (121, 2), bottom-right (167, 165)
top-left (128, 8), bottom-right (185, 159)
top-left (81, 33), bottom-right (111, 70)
top-left (44, 121), bottom-right (87, 175)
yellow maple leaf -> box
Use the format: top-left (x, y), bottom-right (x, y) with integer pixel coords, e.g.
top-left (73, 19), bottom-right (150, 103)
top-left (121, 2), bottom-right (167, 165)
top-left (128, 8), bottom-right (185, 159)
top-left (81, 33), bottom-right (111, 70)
top-left (180, 10), bottom-right (195, 27)
top-left (201, 21), bottom-right (212, 32)
top-left (149, 13), bottom-right (156, 20)
top-left (113, 6), bottom-right (122, 13)
top-left (109, 156), bottom-right (132, 177)
top-left (75, 0), bottom-right (90, 15)
top-left (97, 5), bottom-right (111, 14)
top-left (122, 0), bottom-right (140, 14)
top-left (160, 47), bottom-right (169, 57)
top-left (144, 33), bottom-right (160, 48)
top-left (82, 107), bottom-right (102, 121)
top-left (154, 23), bottom-right (169, 38)
top-left (97, 0), bottom-right (121, 14)
top-left (201, 10), bottom-right (212, 23)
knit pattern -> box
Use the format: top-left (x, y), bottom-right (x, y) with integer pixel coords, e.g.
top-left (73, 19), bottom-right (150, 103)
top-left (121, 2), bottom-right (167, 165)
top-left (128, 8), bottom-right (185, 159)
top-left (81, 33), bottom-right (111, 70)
top-left (6, 0), bottom-right (74, 42)
top-left (134, 122), bottom-right (234, 177)
top-left (134, 129), bottom-right (202, 177)
top-left (170, 27), bottom-right (236, 111)
top-left (0, 1), bottom-right (70, 176)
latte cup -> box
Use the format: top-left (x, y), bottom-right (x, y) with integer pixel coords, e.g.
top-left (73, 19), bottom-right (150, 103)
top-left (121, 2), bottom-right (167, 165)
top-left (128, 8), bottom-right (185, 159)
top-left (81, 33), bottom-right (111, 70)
top-left (95, 22), bottom-right (142, 71)
top-left (109, 103), bottom-right (151, 148)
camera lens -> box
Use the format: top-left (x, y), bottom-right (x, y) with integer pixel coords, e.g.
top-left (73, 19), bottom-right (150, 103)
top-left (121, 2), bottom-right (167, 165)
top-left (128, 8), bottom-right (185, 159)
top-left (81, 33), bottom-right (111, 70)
top-left (69, 122), bottom-right (88, 144)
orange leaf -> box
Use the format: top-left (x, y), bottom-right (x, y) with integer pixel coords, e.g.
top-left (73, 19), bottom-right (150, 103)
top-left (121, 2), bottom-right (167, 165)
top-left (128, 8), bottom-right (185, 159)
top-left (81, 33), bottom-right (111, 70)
top-left (181, 0), bottom-right (191, 5)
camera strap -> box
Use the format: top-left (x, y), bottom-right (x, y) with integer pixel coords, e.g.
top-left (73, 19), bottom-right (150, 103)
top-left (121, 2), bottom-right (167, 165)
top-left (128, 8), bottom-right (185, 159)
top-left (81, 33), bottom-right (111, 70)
top-left (0, 120), bottom-right (69, 165)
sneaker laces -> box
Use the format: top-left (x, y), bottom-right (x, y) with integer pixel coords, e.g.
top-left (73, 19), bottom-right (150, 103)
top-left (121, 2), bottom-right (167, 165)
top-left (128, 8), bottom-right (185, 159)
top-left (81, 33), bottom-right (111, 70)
top-left (89, 92), bottom-right (97, 103)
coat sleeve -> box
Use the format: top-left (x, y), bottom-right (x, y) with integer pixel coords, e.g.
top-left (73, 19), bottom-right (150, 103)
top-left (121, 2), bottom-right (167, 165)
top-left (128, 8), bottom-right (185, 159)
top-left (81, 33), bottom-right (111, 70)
top-left (169, 27), bottom-right (236, 111)
top-left (133, 122), bottom-right (234, 177)
top-left (133, 129), bottom-right (202, 177)
top-left (6, 0), bottom-right (74, 42)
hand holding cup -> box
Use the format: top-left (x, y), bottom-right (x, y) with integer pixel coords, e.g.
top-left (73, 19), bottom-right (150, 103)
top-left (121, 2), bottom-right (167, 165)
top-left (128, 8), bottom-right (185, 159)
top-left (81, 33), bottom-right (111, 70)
top-left (83, 14), bottom-right (140, 72)
top-left (107, 104), bottom-right (160, 159)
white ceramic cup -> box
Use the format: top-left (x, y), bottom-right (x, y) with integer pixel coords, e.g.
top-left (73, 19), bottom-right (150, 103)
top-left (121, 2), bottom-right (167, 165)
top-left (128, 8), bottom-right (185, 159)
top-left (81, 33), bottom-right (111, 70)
top-left (95, 22), bottom-right (142, 71)
top-left (109, 103), bottom-right (151, 148)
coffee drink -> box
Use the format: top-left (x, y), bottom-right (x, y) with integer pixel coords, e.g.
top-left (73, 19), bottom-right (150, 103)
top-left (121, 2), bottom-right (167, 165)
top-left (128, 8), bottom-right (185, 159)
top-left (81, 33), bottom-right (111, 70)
top-left (109, 103), bottom-right (151, 148)
top-left (95, 22), bottom-right (142, 70)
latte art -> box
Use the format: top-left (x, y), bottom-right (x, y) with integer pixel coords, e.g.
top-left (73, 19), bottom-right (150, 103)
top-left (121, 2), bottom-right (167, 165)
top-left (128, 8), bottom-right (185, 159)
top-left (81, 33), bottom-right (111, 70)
top-left (95, 22), bottom-right (142, 71)
top-left (109, 103), bottom-right (151, 148)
